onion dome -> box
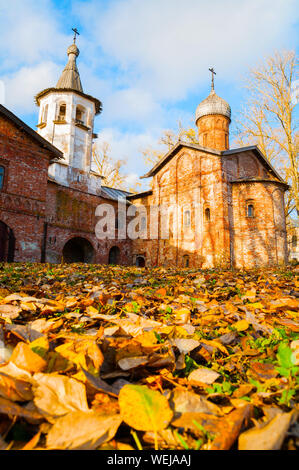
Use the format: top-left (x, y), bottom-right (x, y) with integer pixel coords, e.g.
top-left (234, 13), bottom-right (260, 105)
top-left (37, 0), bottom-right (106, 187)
top-left (56, 43), bottom-right (83, 92)
top-left (195, 89), bottom-right (231, 123)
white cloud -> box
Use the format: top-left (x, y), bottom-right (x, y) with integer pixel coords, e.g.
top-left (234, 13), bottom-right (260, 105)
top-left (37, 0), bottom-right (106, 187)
top-left (0, 0), bottom-right (69, 69)
top-left (76, 0), bottom-right (299, 100)
top-left (103, 88), bottom-right (162, 123)
top-left (94, 127), bottom-right (163, 188)
top-left (2, 61), bottom-right (60, 114)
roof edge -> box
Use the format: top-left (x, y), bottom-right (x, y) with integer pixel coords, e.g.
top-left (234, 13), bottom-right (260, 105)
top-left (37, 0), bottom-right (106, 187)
top-left (35, 88), bottom-right (102, 115)
top-left (0, 104), bottom-right (63, 160)
top-left (141, 141), bottom-right (222, 178)
top-left (127, 189), bottom-right (153, 199)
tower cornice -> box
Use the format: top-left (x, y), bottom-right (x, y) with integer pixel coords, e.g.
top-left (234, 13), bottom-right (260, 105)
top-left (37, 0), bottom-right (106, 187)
top-left (34, 87), bottom-right (102, 115)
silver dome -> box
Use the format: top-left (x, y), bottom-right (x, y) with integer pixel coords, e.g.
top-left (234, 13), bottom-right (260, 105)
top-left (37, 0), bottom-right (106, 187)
top-left (195, 89), bottom-right (231, 122)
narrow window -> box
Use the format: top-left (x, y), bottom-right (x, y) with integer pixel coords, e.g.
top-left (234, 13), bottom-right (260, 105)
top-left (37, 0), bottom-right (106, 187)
top-left (43, 104), bottom-right (48, 123)
top-left (247, 203), bottom-right (254, 218)
top-left (205, 207), bottom-right (210, 222)
top-left (184, 210), bottom-right (191, 227)
top-left (183, 255), bottom-right (190, 267)
top-left (0, 166), bottom-right (4, 190)
top-left (76, 106), bottom-right (85, 125)
top-left (203, 133), bottom-right (208, 146)
top-left (292, 235), bottom-right (297, 248)
top-left (169, 212), bottom-right (174, 239)
top-left (58, 104), bottom-right (66, 121)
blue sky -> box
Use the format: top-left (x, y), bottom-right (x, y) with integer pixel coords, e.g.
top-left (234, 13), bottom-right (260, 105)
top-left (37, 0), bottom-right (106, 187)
top-left (0, 0), bottom-right (298, 190)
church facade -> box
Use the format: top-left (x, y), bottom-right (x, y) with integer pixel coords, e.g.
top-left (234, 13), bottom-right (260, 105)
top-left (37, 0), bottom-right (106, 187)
top-left (0, 37), bottom-right (289, 268)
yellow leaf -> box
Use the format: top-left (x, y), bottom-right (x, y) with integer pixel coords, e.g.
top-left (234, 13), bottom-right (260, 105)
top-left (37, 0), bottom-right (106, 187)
top-left (173, 308), bottom-right (191, 325)
top-left (119, 384), bottom-right (173, 432)
top-left (29, 336), bottom-right (49, 359)
top-left (234, 320), bottom-right (250, 332)
top-left (10, 342), bottom-right (47, 373)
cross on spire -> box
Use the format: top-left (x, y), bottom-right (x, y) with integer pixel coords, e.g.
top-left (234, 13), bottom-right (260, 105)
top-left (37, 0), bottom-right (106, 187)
top-left (72, 27), bottom-right (80, 43)
top-left (209, 67), bottom-right (216, 91)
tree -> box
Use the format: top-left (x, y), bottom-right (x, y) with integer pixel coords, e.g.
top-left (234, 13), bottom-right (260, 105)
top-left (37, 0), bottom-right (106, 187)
top-left (92, 142), bottom-right (141, 193)
top-left (141, 121), bottom-right (198, 167)
top-left (234, 50), bottom-right (299, 218)
top-left (92, 141), bottom-right (127, 189)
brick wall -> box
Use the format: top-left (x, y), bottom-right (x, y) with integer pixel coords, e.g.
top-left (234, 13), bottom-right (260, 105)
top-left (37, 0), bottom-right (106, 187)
top-left (0, 116), bottom-right (52, 261)
top-left (45, 181), bottom-right (132, 264)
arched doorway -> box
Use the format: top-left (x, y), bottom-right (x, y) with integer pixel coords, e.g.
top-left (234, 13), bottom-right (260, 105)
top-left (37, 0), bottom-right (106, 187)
top-left (0, 221), bottom-right (15, 262)
top-left (136, 256), bottom-right (145, 267)
top-left (62, 237), bottom-right (94, 263)
top-left (108, 246), bottom-right (120, 265)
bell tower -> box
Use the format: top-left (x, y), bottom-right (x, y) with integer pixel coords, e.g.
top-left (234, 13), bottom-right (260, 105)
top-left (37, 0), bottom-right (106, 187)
top-left (35, 29), bottom-right (102, 192)
top-left (195, 68), bottom-right (231, 151)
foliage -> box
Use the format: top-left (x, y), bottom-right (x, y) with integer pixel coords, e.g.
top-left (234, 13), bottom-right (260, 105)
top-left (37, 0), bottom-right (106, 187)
top-left (141, 120), bottom-right (198, 168)
top-left (0, 263), bottom-right (298, 450)
top-left (234, 50), bottom-right (299, 218)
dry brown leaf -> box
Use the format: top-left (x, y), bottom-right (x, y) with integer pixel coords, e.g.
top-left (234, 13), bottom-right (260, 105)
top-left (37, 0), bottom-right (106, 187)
top-left (238, 410), bottom-right (296, 450)
top-left (10, 342), bottom-right (47, 373)
top-left (188, 368), bottom-right (220, 385)
top-left (118, 355), bottom-right (148, 370)
top-left (0, 304), bottom-right (21, 320)
top-left (0, 396), bottom-right (43, 422)
top-left (170, 389), bottom-right (223, 417)
top-left (32, 373), bottom-right (89, 419)
top-left (0, 372), bottom-right (33, 402)
top-left (46, 411), bottom-right (122, 450)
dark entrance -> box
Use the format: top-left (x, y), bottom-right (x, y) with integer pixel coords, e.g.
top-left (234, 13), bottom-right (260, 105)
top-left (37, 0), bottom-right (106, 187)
top-left (0, 221), bottom-right (15, 262)
top-left (108, 246), bottom-right (120, 265)
top-left (62, 237), bottom-right (94, 263)
top-left (136, 256), bottom-right (145, 267)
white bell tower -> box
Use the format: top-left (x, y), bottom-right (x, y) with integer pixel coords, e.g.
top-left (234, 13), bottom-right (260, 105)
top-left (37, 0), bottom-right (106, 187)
top-left (35, 30), bottom-right (102, 194)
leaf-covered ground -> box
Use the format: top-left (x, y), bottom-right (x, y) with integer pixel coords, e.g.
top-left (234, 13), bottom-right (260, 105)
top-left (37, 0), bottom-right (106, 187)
top-left (0, 263), bottom-right (298, 450)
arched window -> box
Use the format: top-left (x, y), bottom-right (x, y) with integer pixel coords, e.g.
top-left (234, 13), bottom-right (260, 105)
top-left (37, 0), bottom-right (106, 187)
top-left (108, 246), bottom-right (120, 265)
top-left (76, 106), bottom-right (85, 125)
top-left (58, 103), bottom-right (66, 121)
top-left (136, 256), bottom-right (145, 267)
top-left (184, 210), bottom-right (191, 227)
top-left (0, 166), bottom-right (4, 190)
top-left (247, 203), bottom-right (254, 218)
top-left (205, 207), bottom-right (210, 222)
top-left (42, 104), bottom-right (48, 123)
top-left (183, 255), bottom-right (190, 267)
top-left (292, 234), bottom-right (297, 248)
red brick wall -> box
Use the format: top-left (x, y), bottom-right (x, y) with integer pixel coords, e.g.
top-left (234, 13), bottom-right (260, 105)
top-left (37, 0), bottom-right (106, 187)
top-left (45, 182), bottom-right (132, 265)
top-left (132, 147), bottom-right (287, 268)
top-left (0, 116), bottom-right (52, 261)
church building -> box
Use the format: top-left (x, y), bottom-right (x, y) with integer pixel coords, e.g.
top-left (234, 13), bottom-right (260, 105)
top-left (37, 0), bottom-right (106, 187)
top-left (0, 34), bottom-right (289, 268)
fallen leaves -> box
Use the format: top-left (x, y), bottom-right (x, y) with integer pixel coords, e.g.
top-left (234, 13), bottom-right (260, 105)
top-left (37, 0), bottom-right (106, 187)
top-left (119, 384), bottom-right (173, 432)
top-left (10, 342), bottom-right (47, 373)
top-left (0, 263), bottom-right (298, 450)
top-left (46, 411), bottom-right (122, 450)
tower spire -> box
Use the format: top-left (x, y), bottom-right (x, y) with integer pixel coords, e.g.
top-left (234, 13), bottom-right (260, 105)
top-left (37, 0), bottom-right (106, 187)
top-left (56, 30), bottom-right (83, 92)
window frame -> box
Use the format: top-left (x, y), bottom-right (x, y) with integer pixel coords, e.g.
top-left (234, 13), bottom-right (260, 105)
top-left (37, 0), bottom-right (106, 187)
top-left (0, 165), bottom-right (5, 190)
top-left (204, 207), bottom-right (211, 223)
top-left (184, 209), bottom-right (191, 228)
top-left (246, 202), bottom-right (255, 218)
top-left (183, 255), bottom-right (190, 268)
top-left (57, 103), bottom-right (66, 121)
